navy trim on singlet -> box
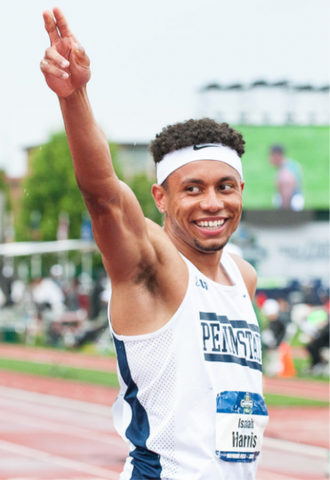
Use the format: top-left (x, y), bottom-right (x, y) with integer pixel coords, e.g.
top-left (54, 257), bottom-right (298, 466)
top-left (204, 353), bottom-right (262, 371)
top-left (113, 336), bottom-right (162, 480)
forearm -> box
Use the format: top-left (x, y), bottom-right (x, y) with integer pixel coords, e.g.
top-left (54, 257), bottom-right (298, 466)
top-left (59, 87), bottom-right (117, 201)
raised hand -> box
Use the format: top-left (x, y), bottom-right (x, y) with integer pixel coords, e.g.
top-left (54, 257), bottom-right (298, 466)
top-left (40, 7), bottom-right (91, 97)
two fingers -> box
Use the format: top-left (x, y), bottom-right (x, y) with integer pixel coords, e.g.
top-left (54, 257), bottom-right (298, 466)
top-left (43, 7), bottom-right (72, 45)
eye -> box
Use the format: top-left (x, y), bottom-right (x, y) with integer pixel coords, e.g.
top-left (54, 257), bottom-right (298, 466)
top-left (219, 183), bottom-right (233, 191)
top-left (186, 186), bottom-right (201, 194)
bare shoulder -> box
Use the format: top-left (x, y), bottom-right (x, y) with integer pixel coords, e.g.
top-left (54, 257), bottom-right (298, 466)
top-left (229, 253), bottom-right (257, 301)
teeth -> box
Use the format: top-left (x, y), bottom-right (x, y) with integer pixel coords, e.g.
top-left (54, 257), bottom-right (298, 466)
top-left (196, 220), bottom-right (225, 229)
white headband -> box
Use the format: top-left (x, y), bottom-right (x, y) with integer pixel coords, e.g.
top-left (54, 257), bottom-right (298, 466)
top-left (156, 144), bottom-right (243, 185)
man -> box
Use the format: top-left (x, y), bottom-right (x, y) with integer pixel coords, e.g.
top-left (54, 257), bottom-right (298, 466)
top-left (40, 8), bottom-right (268, 479)
top-left (269, 144), bottom-right (304, 211)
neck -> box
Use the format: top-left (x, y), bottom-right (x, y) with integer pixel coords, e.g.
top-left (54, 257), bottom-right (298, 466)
top-left (165, 228), bottom-right (232, 285)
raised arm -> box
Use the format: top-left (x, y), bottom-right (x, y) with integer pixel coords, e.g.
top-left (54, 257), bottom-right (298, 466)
top-left (40, 8), bottom-right (158, 283)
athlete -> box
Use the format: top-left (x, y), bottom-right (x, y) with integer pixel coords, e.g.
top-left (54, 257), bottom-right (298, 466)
top-left (269, 144), bottom-right (304, 211)
top-left (40, 7), bottom-right (268, 480)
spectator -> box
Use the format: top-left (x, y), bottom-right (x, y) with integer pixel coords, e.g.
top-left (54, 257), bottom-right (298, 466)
top-left (269, 144), bottom-right (304, 211)
top-left (305, 310), bottom-right (329, 375)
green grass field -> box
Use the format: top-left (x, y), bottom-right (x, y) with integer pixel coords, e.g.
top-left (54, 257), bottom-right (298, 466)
top-left (234, 125), bottom-right (329, 210)
top-left (264, 392), bottom-right (329, 407)
top-left (0, 356), bottom-right (328, 407)
top-left (0, 357), bottom-right (119, 388)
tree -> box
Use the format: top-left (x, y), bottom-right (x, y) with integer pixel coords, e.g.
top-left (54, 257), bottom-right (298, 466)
top-left (0, 170), bottom-right (11, 245)
top-left (16, 132), bottom-right (121, 241)
top-left (128, 173), bottom-right (162, 225)
top-left (0, 169), bottom-right (11, 212)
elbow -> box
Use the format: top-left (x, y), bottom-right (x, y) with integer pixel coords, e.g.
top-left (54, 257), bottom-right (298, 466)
top-left (77, 175), bottom-right (120, 209)
top-left (78, 181), bottom-right (120, 214)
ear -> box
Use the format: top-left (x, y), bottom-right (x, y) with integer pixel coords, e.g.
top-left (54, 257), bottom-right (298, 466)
top-left (152, 184), bottom-right (167, 214)
top-left (240, 180), bottom-right (245, 193)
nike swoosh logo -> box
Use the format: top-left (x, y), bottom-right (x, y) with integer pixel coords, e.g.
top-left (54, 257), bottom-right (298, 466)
top-left (193, 144), bottom-right (220, 150)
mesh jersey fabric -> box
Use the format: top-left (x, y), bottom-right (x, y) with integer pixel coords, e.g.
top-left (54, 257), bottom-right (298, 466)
top-left (109, 250), bottom-right (267, 480)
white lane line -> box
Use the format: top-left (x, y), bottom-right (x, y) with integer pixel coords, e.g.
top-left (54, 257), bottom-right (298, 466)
top-left (263, 436), bottom-right (328, 459)
top-left (257, 471), bottom-right (305, 480)
top-left (0, 439), bottom-right (119, 480)
top-left (0, 410), bottom-right (126, 449)
top-left (1, 387), bottom-right (328, 462)
top-left (0, 386), bottom-right (113, 417)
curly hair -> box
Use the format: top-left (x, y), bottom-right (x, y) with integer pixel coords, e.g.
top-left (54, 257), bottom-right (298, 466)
top-left (149, 118), bottom-right (245, 164)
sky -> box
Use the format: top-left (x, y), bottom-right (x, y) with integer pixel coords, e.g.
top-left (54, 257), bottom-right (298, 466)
top-left (0, 0), bottom-right (328, 177)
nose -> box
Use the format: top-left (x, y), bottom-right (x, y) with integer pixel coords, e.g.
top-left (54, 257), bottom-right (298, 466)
top-left (199, 189), bottom-right (224, 212)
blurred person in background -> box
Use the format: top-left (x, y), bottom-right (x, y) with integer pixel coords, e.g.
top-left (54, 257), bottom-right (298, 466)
top-left (0, 286), bottom-right (5, 307)
top-left (261, 298), bottom-right (296, 376)
top-left (90, 270), bottom-right (107, 320)
top-left (32, 265), bottom-right (65, 312)
top-left (269, 144), bottom-right (304, 211)
top-left (0, 265), bottom-right (14, 306)
top-left (261, 299), bottom-right (285, 349)
top-left (304, 309), bottom-right (329, 376)
top-left (290, 286), bottom-right (329, 377)
top-left (10, 279), bottom-right (26, 305)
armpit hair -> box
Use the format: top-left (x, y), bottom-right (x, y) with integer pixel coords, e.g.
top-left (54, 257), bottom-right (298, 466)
top-left (133, 260), bottom-right (159, 294)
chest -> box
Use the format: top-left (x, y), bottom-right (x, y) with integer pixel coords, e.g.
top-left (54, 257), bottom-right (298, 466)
top-left (184, 275), bottom-right (262, 375)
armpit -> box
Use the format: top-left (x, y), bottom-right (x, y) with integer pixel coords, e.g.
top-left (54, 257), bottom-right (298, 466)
top-left (133, 260), bottom-right (159, 294)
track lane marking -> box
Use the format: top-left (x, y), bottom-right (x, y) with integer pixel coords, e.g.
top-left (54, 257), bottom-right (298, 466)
top-left (1, 385), bottom-right (328, 472)
top-left (257, 470), bottom-right (309, 480)
top-left (0, 439), bottom-right (119, 480)
top-left (0, 410), bottom-right (126, 449)
top-left (263, 436), bottom-right (328, 459)
top-left (7, 478), bottom-right (112, 480)
top-left (0, 386), bottom-right (113, 416)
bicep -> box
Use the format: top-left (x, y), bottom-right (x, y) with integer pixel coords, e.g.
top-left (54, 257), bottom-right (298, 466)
top-left (86, 180), bottom-right (156, 281)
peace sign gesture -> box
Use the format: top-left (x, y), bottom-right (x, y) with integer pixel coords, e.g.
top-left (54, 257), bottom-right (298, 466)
top-left (40, 7), bottom-right (91, 97)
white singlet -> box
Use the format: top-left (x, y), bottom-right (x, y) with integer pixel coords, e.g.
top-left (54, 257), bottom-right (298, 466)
top-left (109, 250), bottom-right (269, 480)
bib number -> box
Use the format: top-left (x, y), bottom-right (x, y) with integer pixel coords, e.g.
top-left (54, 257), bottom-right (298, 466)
top-left (215, 391), bottom-right (269, 463)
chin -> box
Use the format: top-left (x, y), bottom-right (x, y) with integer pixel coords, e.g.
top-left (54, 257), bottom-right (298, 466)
top-left (193, 238), bottom-right (228, 253)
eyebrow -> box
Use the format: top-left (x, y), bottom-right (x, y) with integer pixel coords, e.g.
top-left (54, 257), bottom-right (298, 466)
top-left (181, 175), bottom-right (239, 185)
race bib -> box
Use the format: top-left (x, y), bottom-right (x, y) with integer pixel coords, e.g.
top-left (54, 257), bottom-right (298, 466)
top-left (215, 391), bottom-right (269, 463)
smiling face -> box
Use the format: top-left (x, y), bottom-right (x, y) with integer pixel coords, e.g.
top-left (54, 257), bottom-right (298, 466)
top-left (152, 160), bottom-right (244, 257)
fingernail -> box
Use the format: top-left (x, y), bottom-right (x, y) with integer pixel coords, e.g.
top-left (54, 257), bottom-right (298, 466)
top-left (60, 60), bottom-right (69, 68)
top-left (61, 72), bottom-right (69, 79)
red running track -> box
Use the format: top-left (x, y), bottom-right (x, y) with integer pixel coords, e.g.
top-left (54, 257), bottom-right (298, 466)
top-left (0, 385), bottom-right (126, 479)
top-left (0, 369), bottom-right (328, 480)
top-left (0, 343), bottom-right (329, 479)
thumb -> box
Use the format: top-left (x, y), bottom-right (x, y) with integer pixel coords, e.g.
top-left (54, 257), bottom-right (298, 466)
top-left (72, 43), bottom-right (90, 68)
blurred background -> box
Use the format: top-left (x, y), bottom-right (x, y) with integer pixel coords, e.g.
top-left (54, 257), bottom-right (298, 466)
top-left (0, 1), bottom-right (328, 479)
